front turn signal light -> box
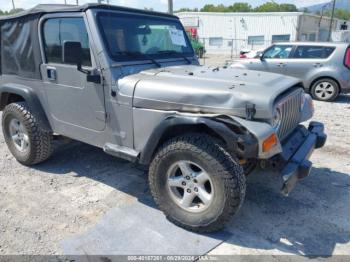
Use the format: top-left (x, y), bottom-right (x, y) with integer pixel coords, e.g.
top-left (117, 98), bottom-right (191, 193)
top-left (262, 133), bottom-right (278, 152)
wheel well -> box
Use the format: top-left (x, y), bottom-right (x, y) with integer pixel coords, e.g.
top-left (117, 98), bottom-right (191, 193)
top-left (149, 124), bottom-right (225, 161)
top-left (310, 76), bottom-right (341, 93)
top-left (0, 93), bottom-right (25, 110)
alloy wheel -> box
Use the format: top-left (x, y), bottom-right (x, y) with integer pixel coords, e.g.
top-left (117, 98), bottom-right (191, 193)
top-left (8, 118), bottom-right (29, 152)
top-left (167, 160), bottom-right (214, 213)
top-left (314, 81), bottom-right (335, 100)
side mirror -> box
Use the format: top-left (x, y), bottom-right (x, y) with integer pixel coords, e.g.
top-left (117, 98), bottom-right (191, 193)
top-left (62, 41), bottom-right (83, 70)
top-left (259, 53), bottom-right (265, 61)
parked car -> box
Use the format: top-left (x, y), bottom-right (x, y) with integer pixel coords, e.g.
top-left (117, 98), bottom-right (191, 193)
top-left (0, 4), bottom-right (326, 232)
top-left (232, 42), bottom-right (350, 101)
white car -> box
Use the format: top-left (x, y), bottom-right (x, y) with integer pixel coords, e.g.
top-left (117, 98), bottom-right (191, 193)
top-left (239, 49), bottom-right (263, 59)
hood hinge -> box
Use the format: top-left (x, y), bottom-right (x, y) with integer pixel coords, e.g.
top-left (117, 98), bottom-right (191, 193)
top-left (245, 103), bottom-right (256, 120)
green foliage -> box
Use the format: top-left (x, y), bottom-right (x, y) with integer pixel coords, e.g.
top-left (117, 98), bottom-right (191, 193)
top-left (179, 1), bottom-right (298, 13)
top-left (228, 3), bottom-right (253, 12)
top-left (254, 2), bottom-right (297, 12)
top-left (176, 7), bottom-right (199, 12)
top-left (0, 8), bottom-right (24, 16)
top-left (201, 4), bottom-right (228, 12)
top-left (278, 4), bottom-right (298, 12)
top-left (254, 2), bottom-right (280, 12)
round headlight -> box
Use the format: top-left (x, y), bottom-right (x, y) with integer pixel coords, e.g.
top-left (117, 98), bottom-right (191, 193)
top-left (271, 108), bottom-right (282, 130)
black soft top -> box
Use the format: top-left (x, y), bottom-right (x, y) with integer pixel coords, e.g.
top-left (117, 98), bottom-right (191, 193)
top-left (0, 4), bottom-right (177, 79)
top-left (0, 3), bottom-right (177, 21)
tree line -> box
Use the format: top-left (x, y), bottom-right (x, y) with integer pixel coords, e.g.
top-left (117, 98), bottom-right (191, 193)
top-left (177, 2), bottom-right (298, 13)
top-left (0, 8), bottom-right (24, 16)
top-left (177, 1), bottom-right (350, 21)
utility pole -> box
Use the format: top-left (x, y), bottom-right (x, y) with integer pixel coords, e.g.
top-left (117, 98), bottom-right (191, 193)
top-left (168, 0), bottom-right (173, 14)
top-left (11, 0), bottom-right (15, 10)
top-left (328, 0), bottom-right (336, 41)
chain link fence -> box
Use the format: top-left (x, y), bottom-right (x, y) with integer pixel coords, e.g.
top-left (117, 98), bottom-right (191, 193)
top-left (193, 37), bottom-right (293, 65)
top-left (196, 37), bottom-right (281, 59)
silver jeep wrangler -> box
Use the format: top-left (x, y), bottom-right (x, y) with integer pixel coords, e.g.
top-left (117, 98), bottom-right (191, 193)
top-left (0, 4), bottom-right (326, 232)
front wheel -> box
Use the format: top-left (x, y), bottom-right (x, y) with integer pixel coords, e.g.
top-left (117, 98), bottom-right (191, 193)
top-left (310, 78), bottom-right (340, 102)
top-left (149, 134), bottom-right (246, 233)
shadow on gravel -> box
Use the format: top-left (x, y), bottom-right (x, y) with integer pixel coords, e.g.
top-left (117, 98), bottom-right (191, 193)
top-left (34, 141), bottom-right (350, 256)
top-left (225, 167), bottom-right (350, 256)
top-left (334, 94), bottom-right (350, 104)
top-left (35, 141), bottom-right (153, 205)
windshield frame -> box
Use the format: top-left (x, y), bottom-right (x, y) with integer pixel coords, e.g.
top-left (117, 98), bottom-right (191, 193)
top-left (95, 11), bottom-right (195, 62)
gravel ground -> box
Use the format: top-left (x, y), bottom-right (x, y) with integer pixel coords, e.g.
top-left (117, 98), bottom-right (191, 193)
top-left (0, 80), bottom-right (349, 256)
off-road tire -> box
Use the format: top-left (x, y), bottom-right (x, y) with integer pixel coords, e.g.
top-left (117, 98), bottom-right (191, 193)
top-left (310, 78), bottom-right (340, 102)
top-left (149, 133), bottom-right (246, 233)
top-left (2, 102), bottom-right (53, 165)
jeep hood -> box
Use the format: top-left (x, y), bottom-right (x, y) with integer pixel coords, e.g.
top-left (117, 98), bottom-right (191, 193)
top-left (127, 65), bottom-right (301, 119)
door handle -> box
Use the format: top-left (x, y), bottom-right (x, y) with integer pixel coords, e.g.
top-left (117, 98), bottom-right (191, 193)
top-left (313, 63), bottom-right (323, 68)
top-left (277, 63), bottom-right (286, 67)
top-left (47, 67), bottom-right (56, 81)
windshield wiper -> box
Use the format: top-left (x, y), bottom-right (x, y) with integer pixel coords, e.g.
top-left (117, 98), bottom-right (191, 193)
top-left (114, 51), bottom-right (161, 68)
top-left (157, 50), bottom-right (192, 64)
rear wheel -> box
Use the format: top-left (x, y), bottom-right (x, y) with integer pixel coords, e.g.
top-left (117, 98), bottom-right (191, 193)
top-left (149, 133), bottom-right (246, 233)
top-left (310, 78), bottom-right (340, 102)
top-left (2, 102), bottom-right (53, 165)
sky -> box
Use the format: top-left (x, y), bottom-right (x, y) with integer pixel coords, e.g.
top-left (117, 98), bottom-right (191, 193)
top-left (1, 0), bottom-right (331, 12)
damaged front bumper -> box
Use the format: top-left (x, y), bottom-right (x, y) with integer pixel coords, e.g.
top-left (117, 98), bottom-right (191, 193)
top-left (265, 122), bottom-right (327, 196)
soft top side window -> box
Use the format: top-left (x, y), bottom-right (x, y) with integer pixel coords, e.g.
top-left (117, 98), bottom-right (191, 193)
top-left (42, 17), bottom-right (92, 66)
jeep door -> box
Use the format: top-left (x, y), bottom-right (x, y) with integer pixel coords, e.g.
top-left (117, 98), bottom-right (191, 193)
top-left (39, 15), bottom-right (106, 132)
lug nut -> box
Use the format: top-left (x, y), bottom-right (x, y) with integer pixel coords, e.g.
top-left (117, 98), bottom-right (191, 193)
top-left (194, 187), bottom-right (198, 192)
top-left (186, 176), bottom-right (191, 180)
top-left (187, 189), bottom-right (191, 193)
top-left (182, 181), bottom-right (186, 186)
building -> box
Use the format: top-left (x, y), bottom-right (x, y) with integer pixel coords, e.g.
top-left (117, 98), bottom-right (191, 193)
top-left (177, 12), bottom-right (344, 55)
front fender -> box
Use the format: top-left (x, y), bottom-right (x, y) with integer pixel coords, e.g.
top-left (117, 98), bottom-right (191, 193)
top-left (0, 83), bottom-right (52, 132)
top-left (138, 114), bottom-right (258, 165)
top-left (226, 115), bottom-right (282, 159)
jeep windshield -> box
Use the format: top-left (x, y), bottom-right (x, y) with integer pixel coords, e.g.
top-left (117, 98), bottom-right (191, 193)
top-left (97, 12), bottom-right (194, 62)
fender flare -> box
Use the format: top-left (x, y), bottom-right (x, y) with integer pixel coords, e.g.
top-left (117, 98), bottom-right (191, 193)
top-left (0, 83), bottom-right (52, 132)
top-left (138, 115), bottom-right (258, 165)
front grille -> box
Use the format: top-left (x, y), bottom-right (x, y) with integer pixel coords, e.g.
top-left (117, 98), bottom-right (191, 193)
top-left (276, 89), bottom-right (303, 140)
